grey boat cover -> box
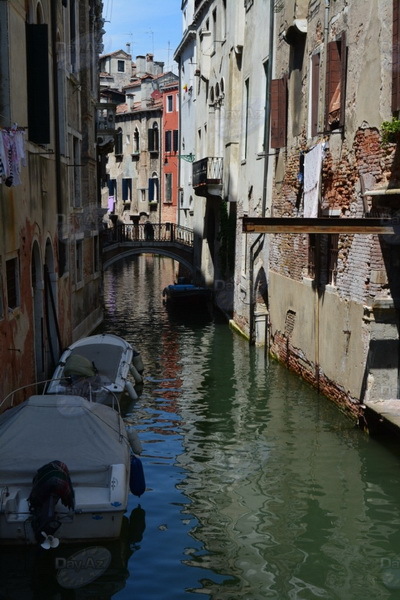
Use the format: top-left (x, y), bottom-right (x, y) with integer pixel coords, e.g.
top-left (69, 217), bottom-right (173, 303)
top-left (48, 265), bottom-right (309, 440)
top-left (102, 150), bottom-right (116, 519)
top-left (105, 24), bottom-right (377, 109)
top-left (0, 395), bottom-right (130, 487)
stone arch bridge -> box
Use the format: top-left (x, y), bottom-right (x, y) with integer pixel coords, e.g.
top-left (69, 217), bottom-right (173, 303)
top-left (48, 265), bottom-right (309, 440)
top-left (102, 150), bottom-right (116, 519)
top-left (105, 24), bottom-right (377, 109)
top-left (101, 222), bottom-right (195, 274)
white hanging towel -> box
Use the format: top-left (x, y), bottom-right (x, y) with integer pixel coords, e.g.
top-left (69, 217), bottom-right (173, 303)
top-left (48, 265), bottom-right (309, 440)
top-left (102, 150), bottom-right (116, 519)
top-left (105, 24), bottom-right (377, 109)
top-left (303, 142), bottom-right (324, 218)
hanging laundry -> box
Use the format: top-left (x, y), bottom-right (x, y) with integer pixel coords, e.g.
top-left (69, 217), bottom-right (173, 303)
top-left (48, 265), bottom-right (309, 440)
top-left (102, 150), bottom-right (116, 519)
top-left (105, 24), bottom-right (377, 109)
top-left (0, 127), bottom-right (26, 187)
top-left (303, 142), bottom-right (325, 218)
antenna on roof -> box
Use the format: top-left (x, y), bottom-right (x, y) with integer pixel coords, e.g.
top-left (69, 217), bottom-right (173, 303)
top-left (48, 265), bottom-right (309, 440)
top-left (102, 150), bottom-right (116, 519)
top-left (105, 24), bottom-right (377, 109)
top-left (146, 29), bottom-right (154, 55)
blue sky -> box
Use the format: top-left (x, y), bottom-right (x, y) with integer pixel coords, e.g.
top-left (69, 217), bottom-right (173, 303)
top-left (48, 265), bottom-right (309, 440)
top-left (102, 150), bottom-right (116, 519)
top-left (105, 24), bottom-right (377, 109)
top-left (102, 0), bottom-right (182, 73)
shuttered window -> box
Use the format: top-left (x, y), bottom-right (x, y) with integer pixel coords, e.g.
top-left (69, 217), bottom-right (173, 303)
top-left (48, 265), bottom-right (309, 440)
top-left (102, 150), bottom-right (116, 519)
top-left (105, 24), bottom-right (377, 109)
top-left (270, 77), bottom-right (287, 148)
top-left (165, 173), bottom-right (172, 202)
top-left (26, 24), bottom-right (50, 144)
top-left (148, 124), bottom-right (159, 152)
top-left (108, 178), bottom-right (116, 196)
top-left (325, 32), bottom-right (347, 131)
top-left (148, 177), bottom-right (159, 202)
top-left (173, 129), bottom-right (179, 152)
top-left (165, 130), bottom-right (172, 152)
top-left (122, 178), bottom-right (132, 202)
top-left (393, 0), bottom-right (400, 111)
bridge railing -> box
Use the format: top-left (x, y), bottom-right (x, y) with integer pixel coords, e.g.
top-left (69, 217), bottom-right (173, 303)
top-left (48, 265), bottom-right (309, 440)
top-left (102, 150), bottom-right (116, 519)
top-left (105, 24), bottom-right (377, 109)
top-left (101, 222), bottom-right (194, 248)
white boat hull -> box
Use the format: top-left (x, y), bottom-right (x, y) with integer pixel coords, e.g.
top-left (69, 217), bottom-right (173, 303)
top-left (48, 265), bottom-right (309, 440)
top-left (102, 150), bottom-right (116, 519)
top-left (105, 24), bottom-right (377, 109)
top-left (0, 472), bottom-right (128, 544)
top-left (0, 395), bottom-right (133, 546)
top-left (45, 334), bottom-right (143, 408)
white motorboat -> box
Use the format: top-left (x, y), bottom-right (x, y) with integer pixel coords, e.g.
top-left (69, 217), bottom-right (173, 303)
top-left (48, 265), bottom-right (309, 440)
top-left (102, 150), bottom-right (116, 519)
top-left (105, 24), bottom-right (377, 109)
top-left (45, 333), bottom-right (144, 407)
top-left (0, 394), bottom-right (135, 547)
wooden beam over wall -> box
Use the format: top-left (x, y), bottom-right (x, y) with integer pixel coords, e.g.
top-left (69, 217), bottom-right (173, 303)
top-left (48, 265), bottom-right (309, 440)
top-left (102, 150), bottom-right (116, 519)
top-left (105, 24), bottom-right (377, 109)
top-left (242, 217), bottom-right (398, 235)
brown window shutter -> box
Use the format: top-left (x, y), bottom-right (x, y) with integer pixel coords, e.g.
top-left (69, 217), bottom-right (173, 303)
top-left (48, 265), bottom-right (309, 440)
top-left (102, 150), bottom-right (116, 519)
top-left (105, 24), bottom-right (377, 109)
top-left (393, 0), bottom-right (400, 112)
top-left (271, 77), bottom-right (287, 148)
top-left (311, 53), bottom-right (320, 137)
top-left (325, 37), bottom-right (342, 130)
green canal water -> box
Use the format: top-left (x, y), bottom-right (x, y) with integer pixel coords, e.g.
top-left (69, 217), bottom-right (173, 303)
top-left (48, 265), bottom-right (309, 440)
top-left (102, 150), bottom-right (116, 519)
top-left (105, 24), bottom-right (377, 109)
top-left (2, 254), bottom-right (400, 599)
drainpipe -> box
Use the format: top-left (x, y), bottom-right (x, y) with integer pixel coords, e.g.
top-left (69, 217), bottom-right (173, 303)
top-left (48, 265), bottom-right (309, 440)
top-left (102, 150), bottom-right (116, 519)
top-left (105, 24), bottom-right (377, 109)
top-left (325, 0), bottom-right (330, 38)
top-left (261, 0), bottom-right (275, 217)
top-left (250, 0), bottom-right (275, 347)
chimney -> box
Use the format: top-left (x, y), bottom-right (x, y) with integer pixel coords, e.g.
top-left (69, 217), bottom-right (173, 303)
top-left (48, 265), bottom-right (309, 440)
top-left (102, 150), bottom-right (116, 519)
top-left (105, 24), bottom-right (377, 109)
top-left (126, 93), bottom-right (134, 111)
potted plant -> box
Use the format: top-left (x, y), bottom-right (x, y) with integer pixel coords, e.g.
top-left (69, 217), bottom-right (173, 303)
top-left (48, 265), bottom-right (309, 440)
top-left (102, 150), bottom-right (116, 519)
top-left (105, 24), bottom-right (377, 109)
top-left (381, 118), bottom-right (400, 145)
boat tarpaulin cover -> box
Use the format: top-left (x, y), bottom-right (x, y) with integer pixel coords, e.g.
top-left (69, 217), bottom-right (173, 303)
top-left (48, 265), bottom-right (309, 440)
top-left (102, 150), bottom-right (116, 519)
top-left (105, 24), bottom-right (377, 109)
top-left (0, 395), bottom-right (130, 486)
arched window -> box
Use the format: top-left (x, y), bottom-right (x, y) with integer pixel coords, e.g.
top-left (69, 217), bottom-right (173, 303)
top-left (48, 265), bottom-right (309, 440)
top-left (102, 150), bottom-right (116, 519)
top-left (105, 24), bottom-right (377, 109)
top-left (148, 171), bottom-right (159, 202)
top-left (148, 122), bottom-right (159, 153)
top-left (133, 127), bottom-right (140, 153)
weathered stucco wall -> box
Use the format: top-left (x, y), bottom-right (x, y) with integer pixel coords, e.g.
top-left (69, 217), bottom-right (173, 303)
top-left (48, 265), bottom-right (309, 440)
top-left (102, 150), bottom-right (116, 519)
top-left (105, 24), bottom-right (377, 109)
top-left (269, 271), bottom-right (371, 419)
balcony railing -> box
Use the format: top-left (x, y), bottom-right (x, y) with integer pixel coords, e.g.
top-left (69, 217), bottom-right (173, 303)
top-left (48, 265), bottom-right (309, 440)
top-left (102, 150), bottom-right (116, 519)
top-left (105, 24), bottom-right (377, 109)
top-left (100, 222), bottom-right (194, 247)
top-left (192, 157), bottom-right (223, 188)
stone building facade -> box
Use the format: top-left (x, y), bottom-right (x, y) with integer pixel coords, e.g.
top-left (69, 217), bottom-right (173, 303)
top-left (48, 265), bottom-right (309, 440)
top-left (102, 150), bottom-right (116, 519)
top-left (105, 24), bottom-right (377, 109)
top-left (0, 0), bottom-right (105, 403)
top-left (100, 52), bottom-right (179, 230)
top-left (262, 0), bottom-right (399, 419)
top-left (175, 0), bottom-right (400, 420)
top-left (174, 0), bottom-right (241, 297)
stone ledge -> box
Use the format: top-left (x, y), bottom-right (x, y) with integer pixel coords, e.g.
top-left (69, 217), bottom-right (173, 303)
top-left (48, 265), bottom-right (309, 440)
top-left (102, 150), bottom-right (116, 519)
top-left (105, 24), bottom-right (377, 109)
top-left (365, 399), bottom-right (400, 430)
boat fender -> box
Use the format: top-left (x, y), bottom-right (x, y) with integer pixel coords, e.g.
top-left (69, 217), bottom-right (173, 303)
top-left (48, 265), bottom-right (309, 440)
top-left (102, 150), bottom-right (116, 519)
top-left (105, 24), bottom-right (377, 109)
top-left (125, 381), bottom-right (138, 401)
top-left (129, 363), bottom-right (143, 384)
top-left (126, 427), bottom-right (143, 455)
top-left (129, 455), bottom-right (146, 497)
top-left (132, 351), bottom-right (144, 374)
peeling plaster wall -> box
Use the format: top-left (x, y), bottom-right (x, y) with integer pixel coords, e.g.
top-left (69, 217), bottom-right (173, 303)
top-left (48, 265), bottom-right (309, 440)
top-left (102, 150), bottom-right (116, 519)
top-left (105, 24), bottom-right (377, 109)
top-left (267, 0), bottom-right (399, 412)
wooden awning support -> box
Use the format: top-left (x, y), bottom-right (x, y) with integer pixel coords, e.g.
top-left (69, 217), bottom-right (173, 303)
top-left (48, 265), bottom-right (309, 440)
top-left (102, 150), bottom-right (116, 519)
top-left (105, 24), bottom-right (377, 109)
top-left (242, 217), bottom-right (399, 234)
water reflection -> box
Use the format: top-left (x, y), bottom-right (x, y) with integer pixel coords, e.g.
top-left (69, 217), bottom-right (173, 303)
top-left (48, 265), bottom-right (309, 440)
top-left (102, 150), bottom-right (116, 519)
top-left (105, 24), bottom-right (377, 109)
top-left (0, 506), bottom-right (145, 599)
top-left (99, 256), bottom-right (400, 599)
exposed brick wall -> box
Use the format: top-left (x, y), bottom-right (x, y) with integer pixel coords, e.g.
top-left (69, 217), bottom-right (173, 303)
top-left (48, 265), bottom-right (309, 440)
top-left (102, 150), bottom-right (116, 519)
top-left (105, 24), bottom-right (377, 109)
top-left (269, 126), bottom-right (400, 414)
top-left (270, 331), bottom-right (362, 422)
top-left (270, 128), bottom-right (398, 304)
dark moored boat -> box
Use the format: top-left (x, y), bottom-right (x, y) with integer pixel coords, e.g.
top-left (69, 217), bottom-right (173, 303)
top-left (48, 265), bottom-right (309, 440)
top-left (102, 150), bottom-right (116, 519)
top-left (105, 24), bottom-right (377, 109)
top-left (162, 281), bottom-right (212, 305)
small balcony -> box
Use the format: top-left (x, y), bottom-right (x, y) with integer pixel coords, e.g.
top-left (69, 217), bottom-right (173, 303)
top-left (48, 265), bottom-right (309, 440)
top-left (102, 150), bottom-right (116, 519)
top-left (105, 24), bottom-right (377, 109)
top-left (192, 157), bottom-right (223, 198)
top-left (96, 103), bottom-right (116, 153)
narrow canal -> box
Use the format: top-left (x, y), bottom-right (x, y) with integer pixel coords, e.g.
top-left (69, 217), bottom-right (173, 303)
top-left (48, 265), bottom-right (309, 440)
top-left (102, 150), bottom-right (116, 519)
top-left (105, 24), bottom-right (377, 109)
top-left (3, 254), bottom-right (400, 600)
